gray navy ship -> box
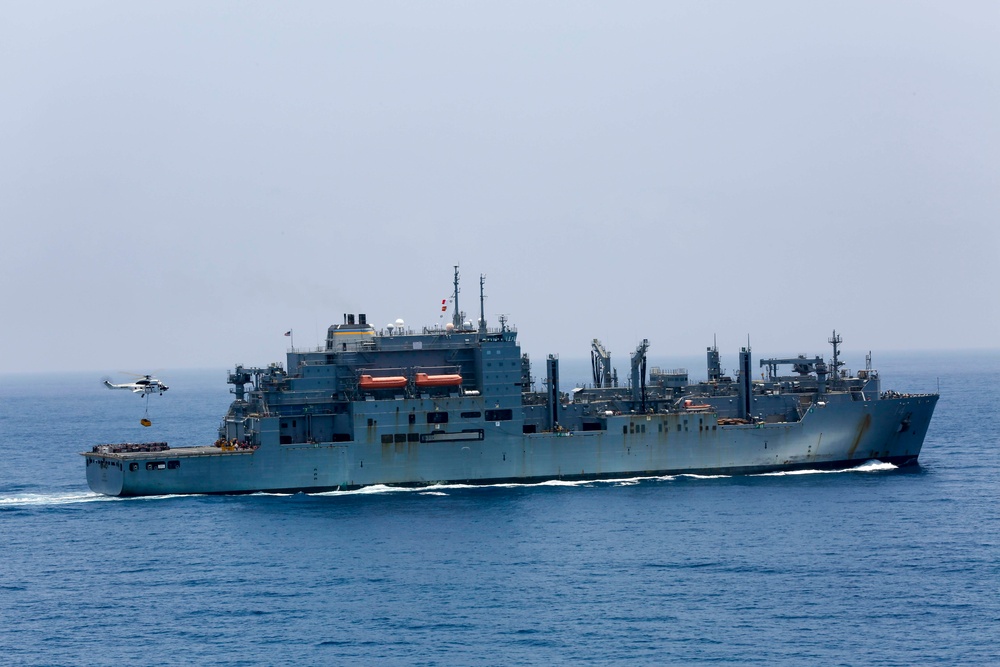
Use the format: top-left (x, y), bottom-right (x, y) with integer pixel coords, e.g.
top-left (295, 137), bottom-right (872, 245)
top-left (84, 269), bottom-right (938, 496)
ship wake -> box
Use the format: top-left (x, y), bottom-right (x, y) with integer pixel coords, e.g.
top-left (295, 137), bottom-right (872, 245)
top-left (0, 491), bottom-right (121, 507)
top-left (0, 491), bottom-right (197, 507)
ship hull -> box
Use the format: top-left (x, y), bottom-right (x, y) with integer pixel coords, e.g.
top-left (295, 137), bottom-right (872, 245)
top-left (84, 394), bottom-right (936, 497)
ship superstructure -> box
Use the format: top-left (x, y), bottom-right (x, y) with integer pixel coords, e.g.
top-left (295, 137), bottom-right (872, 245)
top-left (84, 270), bottom-right (938, 496)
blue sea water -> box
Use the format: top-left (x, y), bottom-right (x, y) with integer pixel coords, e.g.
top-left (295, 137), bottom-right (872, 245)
top-left (1, 352), bottom-right (999, 666)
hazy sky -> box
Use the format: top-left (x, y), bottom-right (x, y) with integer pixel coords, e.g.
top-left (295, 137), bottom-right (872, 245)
top-left (2, 1), bottom-right (997, 376)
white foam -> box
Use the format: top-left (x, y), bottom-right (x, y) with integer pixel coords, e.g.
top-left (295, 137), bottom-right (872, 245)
top-left (304, 473), bottom-right (741, 497)
top-left (676, 473), bottom-right (731, 480)
top-left (754, 460), bottom-right (898, 477)
top-left (534, 479), bottom-right (594, 487)
top-left (310, 484), bottom-right (403, 497)
top-left (0, 492), bottom-right (118, 507)
top-left (852, 460), bottom-right (899, 472)
top-left (0, 491), bottom-right (213, 506)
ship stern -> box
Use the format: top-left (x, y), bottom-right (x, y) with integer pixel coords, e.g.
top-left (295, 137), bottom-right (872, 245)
top-left (83, 454), bottom-right (125, 496)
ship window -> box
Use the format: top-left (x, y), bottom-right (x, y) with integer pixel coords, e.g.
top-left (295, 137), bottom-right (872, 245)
top-left (381, 434), bottom-right (393, 444)
top-left (167, 461), bottom-right (180, 470)
top-left (394, 433), bottom-right (406, 443)
top-left (623, 425), bottom-right (628, 434)
top-left (146, 461), bottom-right (166, 471)
top-left (485, 409), bottom-right (512, 421)
top-left (129, 462), bottom-right (138, 471)
top-left (461, 411), bottom-right (482, 419)
top-left (408, 413), bottom-right (416, 424)
top-left (407, 433), bottom-right (419, 442)
top-left (281, 422), bottom-right (288, 428)
top-left (677, 424), bottom-right (682, 432)
top-left (292, 420), bottom-right (297, 427)
top-left (427, 412), bottom-right (449, 424)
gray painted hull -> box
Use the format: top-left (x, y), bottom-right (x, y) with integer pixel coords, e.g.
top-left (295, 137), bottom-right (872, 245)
top-left (84, 394), bottom-right (936, 497)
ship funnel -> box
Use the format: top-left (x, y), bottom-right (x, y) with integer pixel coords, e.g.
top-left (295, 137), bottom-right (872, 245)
top-left (738, 346), bottom-right (752, 420)
top-left (816, 360), bottom-right (828, 395)
top-left (547, 355), bottom-right (560, 430)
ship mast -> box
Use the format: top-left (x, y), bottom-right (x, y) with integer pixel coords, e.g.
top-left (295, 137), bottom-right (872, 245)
top-left (479, 274), bottom-right (487, 333)
top-left (452, 265), bottom-right (462, 329)
top-left (829, 330), bottom-right (843, 389)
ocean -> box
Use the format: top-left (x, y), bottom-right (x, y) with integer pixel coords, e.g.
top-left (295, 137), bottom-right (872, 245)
top-left (1, 351), bottom-right (998, 666)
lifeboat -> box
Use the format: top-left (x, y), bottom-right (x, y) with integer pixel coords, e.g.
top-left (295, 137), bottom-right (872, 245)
top-left (414, 373), bottom-right (463, 387)
top-left (683, 399), bottom-right (712, 411)
top-left (359, 375), bottom-right (408, 390)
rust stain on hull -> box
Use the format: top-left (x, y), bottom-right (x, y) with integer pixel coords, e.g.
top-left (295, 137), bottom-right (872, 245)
top-left (847, 413), bottom-right (872, 459)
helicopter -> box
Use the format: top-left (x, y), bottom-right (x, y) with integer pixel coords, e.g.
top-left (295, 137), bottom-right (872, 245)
top-left (102, 374), bottom-right (169, 397)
